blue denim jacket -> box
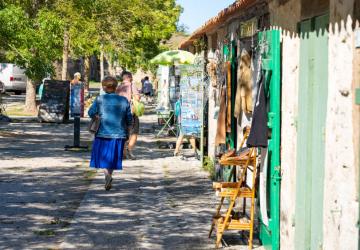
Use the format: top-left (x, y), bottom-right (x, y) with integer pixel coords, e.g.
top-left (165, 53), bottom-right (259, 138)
top-left (88, 93), bottom-right (133, 139)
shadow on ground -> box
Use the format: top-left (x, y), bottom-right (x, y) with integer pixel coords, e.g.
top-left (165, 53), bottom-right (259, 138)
top-left (0, 121), bottom-right (94, 249)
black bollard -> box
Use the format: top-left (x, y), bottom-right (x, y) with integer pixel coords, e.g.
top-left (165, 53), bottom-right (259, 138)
top-left (65, 115), bottom-right (88, 151)
top-left (73, 115), bottom-right (81, 147)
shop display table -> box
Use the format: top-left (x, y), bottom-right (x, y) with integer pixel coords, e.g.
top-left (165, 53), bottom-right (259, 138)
top-left (209, 147), bottom-right (257, 249)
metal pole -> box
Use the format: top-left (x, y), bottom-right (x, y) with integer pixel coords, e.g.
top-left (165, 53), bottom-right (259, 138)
top-left (74, 115), bottom-right (80, 147)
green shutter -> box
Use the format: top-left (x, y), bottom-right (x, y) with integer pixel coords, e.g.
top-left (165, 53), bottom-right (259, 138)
top-left (295, 14), bottom-right (329, 250)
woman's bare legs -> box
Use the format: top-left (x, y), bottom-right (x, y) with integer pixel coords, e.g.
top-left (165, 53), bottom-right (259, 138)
top-left (103, 168), bottom-right (113, 177)
top-left (104, 168), bottom-right (113, 190)
top-left (127, 134), bottom-right (138, 160)
top-left (174, 134), bottom-right (184, 156)
top-left (189, 137), bottom-right (197, 153)
top-left (128, 134), bottom-right (138, 151)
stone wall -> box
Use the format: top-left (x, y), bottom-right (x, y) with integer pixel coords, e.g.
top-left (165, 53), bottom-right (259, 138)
top-left (206, 34), bottom-right (218, 160)
top-left (322, 1), bottom-right (359, 249)
top-left (206, 26), bottom-right (226, 160)
top-left (353, 20), bottom-right (360, 248)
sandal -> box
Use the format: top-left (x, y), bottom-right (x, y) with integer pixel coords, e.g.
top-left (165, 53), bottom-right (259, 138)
top-left (105, 175), bottom-right (113, 191)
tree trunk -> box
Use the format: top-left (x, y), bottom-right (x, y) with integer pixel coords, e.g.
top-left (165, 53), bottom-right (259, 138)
top-left (100, 45), bottom-right (105, 81)
top-left (53, 59), bottom-right (62, 79)
top-left (25, 78), bottom-right (37, 113)
top-left (61, 30), bottom-right (70, 80)
top-left (84, 56), bottom-right (90, 91)
top-left (107, 53), bottom-right (116, 76)
top-left (108, 59), bottom-right (114, 76)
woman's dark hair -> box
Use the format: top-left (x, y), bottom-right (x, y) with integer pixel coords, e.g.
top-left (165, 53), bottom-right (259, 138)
top-left (121, 71), bottom-right (133, 80)
top-left (102, 76), bottom-right (118, 93)
top-left (144, 76), bottom-right (149, 81)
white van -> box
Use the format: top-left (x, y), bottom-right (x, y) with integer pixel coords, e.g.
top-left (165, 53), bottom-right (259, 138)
top-left (0, 63), bottom-right (27, 94)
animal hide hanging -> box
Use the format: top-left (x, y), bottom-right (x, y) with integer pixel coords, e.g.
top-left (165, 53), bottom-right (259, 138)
top-left (234, 49), bottom-right (253, 119)
top-left (207, 59), bottom-right (218, 88)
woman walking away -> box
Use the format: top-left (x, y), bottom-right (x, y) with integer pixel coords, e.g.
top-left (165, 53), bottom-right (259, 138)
top-left (88, 76), bottom-right (132, 191)
top-left (116, 71), bottom-right (140, 160)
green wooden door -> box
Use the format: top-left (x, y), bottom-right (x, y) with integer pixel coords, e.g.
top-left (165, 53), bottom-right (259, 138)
top-left (258, 29), bottom-right (281, 250)
top-left (295, 14), bottom-right (329, 250)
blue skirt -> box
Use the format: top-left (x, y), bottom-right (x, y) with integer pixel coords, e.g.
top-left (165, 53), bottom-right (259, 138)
top-left (90, 137), bottom-right (125, 170)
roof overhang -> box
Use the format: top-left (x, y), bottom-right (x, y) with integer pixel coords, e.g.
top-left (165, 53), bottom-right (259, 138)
top-left (179, 0), bottom-right (256, 49)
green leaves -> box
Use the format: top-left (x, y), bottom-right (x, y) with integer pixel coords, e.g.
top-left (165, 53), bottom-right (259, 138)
top-left (0, 0), bottom-right (181, 77)
top-left (0, 4), bottom-right (63, 80)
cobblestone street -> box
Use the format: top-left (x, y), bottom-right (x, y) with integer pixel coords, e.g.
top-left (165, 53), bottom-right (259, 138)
top-left (0, 108), bottom-right (262, 249)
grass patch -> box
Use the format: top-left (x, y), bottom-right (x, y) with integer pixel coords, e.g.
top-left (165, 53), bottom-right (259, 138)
top-left (33, 229), bottom-right (56, 237)
top-left (83, 169), bottom-right (97, 180)
top-left (203, 156), bottom-right (216, 180)
top-left (49, 218), bottom-right (61, 225)
top-left (49, 218), bottom-right (71, 228)
top-left (89, 81), bottom-right (101, 89)
top-left (5, 104), bottom-right (35, 117)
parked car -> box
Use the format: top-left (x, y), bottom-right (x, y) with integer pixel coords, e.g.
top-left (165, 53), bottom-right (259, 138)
top-left (0, 63), bottom-right (27, 94)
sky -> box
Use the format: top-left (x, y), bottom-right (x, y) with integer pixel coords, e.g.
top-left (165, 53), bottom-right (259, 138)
top-left (176, 0), bottom-right (236, 34)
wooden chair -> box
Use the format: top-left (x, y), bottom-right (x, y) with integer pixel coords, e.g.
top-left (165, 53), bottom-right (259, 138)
top-left (209, 127), bottom-right (258, 249)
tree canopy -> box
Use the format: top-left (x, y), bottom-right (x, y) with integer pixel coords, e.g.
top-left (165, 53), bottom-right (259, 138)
top-left (0, 4), bottom-right (63, 80)
top-left (0, 0), bottom-right (181, 77)
top-left (0, 0), bottom-right (181, 111)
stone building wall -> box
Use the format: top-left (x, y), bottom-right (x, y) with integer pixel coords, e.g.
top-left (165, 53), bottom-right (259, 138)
top-left (183, 1), bottom-right (360, 248)
top-left (206, 34), bottom-right (218, 160)
top-left (269, 1), bottom-right (360, 249)
top-left (322, 1), bottom-right (359, 249)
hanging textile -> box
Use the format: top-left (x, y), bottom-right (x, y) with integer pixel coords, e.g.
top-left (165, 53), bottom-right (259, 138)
top-left (207, 59), bottom-right (218, 87)
top-left (234, 49), bottom-right (253, 119)
top-left (215, 85), bottom-right (227, 145)
top-left (215, 50), bottom-right (225, 107)
top-left (226, 62), bottom-right (232, 133)
top-left (247, 72), bottom-right (268, 148)
top-left (236, 49), bottom-right (262, 150)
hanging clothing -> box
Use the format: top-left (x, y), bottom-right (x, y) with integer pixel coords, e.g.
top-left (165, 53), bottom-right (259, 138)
top-left (234, 49), bottom-right (253, 119)
top-left (215, 85), bottom-right (227, 145)
top-left (247, 72), bottom-right (268, 148)
top-left (226, 62), bottom-right (232, 133)
top-left (207, 59), bottom-right (218, 87)
top-left (252, 51), bottom-right (261, 107)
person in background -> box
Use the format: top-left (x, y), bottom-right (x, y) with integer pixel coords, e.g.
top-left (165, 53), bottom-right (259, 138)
top-left (38, 75), bottom-right (51, 101)
top-left (71, 72), bottom-right (82, 85)
top-left (173, 98), bottom-right (199, 159)
top-left (142, 76), bottom-right (153, 103)
top-left (88, 76), bottom-right (132, 191)
top-left (70, 72), bottom-right (85, 116)
top-left (116, 71), bottom-right (140, 160)
top-left (141, 77), bottom-right (146, 93)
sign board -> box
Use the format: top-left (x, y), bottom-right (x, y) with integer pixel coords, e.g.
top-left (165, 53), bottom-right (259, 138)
top-left (179, 64), bottom-right (204, 137)
top-left (239, 18), bottom-right (258, 38)
top-left (38, 80), bottom-right (70, 123)
top-left (70, 83), bottom-right (84, 117)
